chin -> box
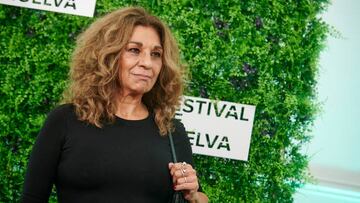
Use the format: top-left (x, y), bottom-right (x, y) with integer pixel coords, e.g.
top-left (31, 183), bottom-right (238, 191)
top-left (133, 87), bottom-right (152, 95)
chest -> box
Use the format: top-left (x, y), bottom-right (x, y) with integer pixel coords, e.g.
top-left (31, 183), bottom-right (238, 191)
top-left (56, 123), bottom-right (173, 194)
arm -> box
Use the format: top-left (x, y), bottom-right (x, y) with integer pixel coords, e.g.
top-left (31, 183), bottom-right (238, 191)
top-left (190, 192), bottom-right (209, 203)
top-left (169, 120), bottom-right (209, 203)
top-left (169, 162), bottom-right (209, 203)
top-left (21, 106), bottom-right (67, 203)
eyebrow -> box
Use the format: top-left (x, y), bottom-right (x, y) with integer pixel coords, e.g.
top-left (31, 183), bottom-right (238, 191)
top-left (128, 41), bottom-right (163, 50)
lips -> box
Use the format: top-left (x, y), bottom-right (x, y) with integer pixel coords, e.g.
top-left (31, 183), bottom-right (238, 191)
top-left (132, 73), bottom-right (152, 80)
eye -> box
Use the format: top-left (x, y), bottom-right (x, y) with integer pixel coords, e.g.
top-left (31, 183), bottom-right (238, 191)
top-left (127, 48), bottom-right (140, 54)
top-left (151, 51), bottom-right (162, 58)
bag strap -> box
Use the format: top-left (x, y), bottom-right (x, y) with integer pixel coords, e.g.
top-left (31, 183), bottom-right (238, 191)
top-left (168, 131), bottom-right (178, 163)
top-left (168, 131), bottom-right (189, 203)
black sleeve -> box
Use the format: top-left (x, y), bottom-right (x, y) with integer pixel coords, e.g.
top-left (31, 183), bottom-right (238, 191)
top-left (172, 119), bottom-right (193, 165)
top-left (172, 119), bottom-right (203, 192)
top-left (21, 105), bottom-right (68, 203)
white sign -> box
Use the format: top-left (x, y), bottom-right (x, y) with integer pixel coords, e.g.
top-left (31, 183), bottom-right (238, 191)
top-left (0, 0), bottom-right (96, 17)
top-left (176, 96), bottom-right (256, 161)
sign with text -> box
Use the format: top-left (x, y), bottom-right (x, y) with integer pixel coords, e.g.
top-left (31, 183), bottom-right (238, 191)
top-left (0, 0), bottom-right (96, 17)
top-left (176, 96), bottom-right (256, 161)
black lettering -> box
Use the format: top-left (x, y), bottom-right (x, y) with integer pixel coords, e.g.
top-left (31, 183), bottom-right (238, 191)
top-left (175, 112), bottom-right (182, 121)
top-left (64, 0), bottom-right (76, 10)
top-left (183, 98), bottom-right (194, 113)
top-left (20, 0), bottom-right (29, 2)
top-left (239, 107), bottom-right (249, 121)
top-left (44, 0), bottom-right (51, 6)
top-left (54, 0), bottom-right (63, 7)
top-left (206, 134), bottom-right (219, 148)
top-left (196, 100), bottom-right (206, 114)
top-left (225, 105), bottom-right (238, 119)
top-left (32, 0), bottom-right (41, 4)
top-left (217, 136), bottom-right (230, 151)
top-left (214, 103), bottom-right (227, 117)
top-left (195, 132), bottom-right (205, 147)
top-left (207, 102), bottom-right (212, 115)
top-left (187, 131), bottom-right (195, 146)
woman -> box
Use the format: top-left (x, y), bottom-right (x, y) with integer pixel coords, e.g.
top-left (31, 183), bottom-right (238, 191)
top-left (21, 7), bottom-right (208, 203)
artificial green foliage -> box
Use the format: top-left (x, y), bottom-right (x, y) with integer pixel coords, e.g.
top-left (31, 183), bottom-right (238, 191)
top-left (0, 0), bottom-right (329, 202)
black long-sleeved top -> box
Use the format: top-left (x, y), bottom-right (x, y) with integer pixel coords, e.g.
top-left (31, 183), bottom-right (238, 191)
top-left (21, 104), bottom-right (195, 203)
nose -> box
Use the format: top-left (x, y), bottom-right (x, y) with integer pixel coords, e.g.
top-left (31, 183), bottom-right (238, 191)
top-left (138, 51), bottom-right (152, 69)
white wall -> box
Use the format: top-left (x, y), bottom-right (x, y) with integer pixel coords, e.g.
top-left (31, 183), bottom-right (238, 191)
top-left (295, 0), bottom-right (360, 201)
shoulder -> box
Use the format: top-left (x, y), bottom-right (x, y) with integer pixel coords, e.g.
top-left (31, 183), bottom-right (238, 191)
top-left (36, 104), bottom-right (76, 143)
top-left (44, 103), bottom-right (76, 126)
top-left (171, 119), bottom-right (194, 163)
top-left (173, 118), bottom-right (186, 134)
top-left (172, 119), bottom-right (188, 142)
top-left (47, 103), bottom-right (75, 120)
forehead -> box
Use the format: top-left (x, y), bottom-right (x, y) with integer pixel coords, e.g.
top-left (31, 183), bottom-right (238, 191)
top-left (128, 25), bottom-right (161, 46)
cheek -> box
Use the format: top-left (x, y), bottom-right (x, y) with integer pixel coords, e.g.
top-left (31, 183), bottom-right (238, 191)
top-left (154, 62), bottom-right (162, 78)
top-left (119, 59), bottom-right (134, 77)
top-left (152, 69), bottom-right (162, 84)
top-left (118, 67), bottom-right (131, 88)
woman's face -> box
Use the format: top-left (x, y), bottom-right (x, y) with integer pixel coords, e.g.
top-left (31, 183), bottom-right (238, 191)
top-left (119, 25), bottom-right (163, 96)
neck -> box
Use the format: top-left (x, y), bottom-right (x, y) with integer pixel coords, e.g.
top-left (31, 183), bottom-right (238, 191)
top-left (115, 92), bottom-right (148, 120)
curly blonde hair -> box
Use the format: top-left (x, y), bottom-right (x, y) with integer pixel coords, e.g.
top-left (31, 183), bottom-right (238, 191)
top-left (62, 7), bottom-right (184, 135)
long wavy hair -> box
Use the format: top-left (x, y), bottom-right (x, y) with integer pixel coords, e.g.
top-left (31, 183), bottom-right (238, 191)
top-left (62, 7), bottom-right (184, 135)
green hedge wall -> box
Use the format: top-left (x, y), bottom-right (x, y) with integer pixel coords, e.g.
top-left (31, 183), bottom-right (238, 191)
top-left (0, 0), bottom-right (329, 202)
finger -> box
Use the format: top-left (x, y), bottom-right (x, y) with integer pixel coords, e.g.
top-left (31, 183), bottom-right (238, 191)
top-left (169, 162), bottom-right (184, 174)
top-left (172, 162), bottom-right (191, 170)
top-left (168, 162), bottom-right (174, 170)
top-left (170, 166), bottom-right (181, 176)
top-left (172, 169), bottom-right (184, 179)
top-left (170, 162), bottom-right (193, 174)
top-left (176, 175), bottom-right (197, 185)
top-left (172, 168), bottom-right (196, 179)
top-left (176, 173), bottom-right (198, 185)
top-left (174, 182), bottom-right (199, 191)
top-left (172, 170), bottom-right (196, 184)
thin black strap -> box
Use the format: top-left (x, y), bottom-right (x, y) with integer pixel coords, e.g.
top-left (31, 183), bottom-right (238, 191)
top-left (168, 131), bottom-right (190, 203)
top-left (168, 131), bottom-right (178, 163)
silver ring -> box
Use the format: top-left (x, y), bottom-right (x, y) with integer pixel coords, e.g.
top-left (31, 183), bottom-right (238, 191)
top-left (181, 168), bottom-right (186, 176)
top-left (184, 177), bottom-right (187, 183)
top-left (181, 162), bottom-right (187, 167)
